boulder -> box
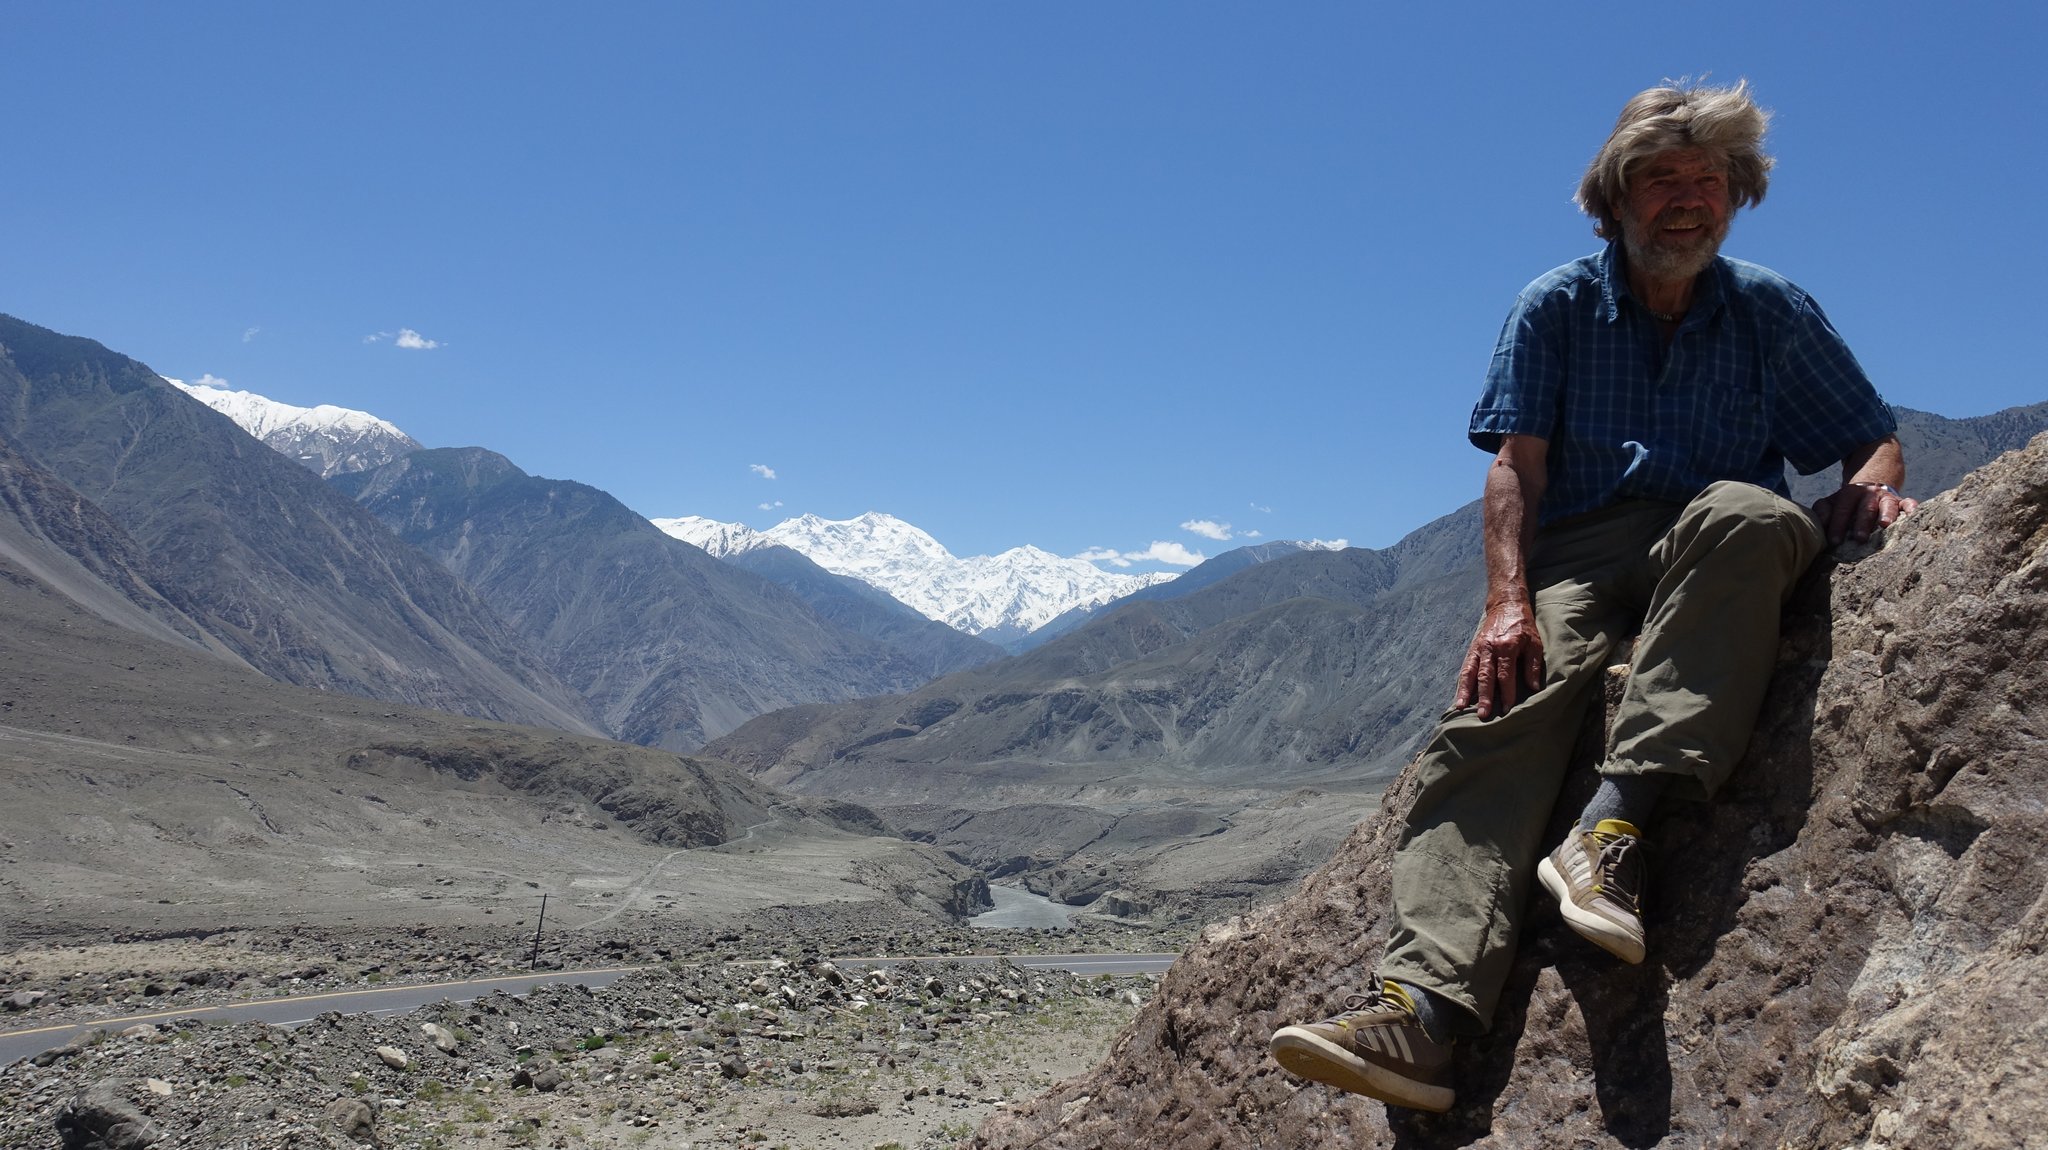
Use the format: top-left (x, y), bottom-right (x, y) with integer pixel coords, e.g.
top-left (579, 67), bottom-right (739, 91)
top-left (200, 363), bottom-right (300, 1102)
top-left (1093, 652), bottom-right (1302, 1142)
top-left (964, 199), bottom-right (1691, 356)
top-left (975, 434), bottom-right (2048, 1149)
top-left (323, 1097), bottom-right (374, 1142)
top-left (55, 1081), bottom-right (160, 1149)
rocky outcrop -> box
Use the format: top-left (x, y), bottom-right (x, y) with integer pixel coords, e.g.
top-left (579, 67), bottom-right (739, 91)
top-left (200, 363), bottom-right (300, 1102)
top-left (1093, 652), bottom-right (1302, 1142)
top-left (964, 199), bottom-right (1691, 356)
top-left (976, 434), bottom-right (2048, 1149)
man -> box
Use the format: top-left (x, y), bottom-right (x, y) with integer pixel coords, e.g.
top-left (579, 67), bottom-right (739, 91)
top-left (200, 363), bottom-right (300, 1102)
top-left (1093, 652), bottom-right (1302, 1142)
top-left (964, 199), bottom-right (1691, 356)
top-left (1267, 81), bottom-right (1913, 1113)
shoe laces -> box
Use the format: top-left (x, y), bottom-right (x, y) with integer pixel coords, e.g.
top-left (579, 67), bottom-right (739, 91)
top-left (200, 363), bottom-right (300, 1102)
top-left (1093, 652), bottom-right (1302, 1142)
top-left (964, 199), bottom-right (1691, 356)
top-left (1588, 830), bottom-right (1643, 915)
top-left (1335, 975), bottom-right (1418, 1023)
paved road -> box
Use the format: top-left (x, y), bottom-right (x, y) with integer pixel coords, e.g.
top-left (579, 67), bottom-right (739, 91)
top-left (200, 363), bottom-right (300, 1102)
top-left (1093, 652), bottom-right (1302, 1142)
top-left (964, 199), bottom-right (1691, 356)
top-left (0, 952), bottom-right (1176, 1067)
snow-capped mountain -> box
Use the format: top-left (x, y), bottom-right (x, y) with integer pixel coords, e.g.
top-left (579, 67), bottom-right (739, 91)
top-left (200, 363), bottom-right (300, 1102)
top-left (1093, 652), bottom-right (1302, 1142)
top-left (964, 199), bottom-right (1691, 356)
top-left (653, 511), bottom-right (1175, 640)
top-left (651, 515), bottom-right (778, 558)
top-left (167, 377), bottom-right (421, 478)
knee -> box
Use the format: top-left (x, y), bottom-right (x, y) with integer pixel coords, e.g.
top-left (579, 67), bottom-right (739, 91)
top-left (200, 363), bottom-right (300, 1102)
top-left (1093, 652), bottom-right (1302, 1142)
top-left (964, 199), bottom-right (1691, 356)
top-left (1688, 481), bottom-right (1815, 550)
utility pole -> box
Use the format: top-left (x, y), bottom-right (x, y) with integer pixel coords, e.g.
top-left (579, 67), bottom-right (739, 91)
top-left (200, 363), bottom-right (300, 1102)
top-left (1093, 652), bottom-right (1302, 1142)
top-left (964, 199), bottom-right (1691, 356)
top-left (529, 894), bottom-right (547, 970)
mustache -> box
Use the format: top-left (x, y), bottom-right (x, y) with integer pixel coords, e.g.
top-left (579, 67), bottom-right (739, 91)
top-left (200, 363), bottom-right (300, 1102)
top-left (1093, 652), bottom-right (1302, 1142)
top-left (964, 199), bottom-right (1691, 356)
top-left (1656, 208), bottom-right (1715, 230)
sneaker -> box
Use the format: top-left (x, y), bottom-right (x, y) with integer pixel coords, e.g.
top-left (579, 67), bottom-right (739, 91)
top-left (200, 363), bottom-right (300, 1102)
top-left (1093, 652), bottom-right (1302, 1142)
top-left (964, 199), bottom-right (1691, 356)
top-left (1538, 818), bottom-right (1646, 963)
top-left (1268, 977), bottom-right (1455, 1112)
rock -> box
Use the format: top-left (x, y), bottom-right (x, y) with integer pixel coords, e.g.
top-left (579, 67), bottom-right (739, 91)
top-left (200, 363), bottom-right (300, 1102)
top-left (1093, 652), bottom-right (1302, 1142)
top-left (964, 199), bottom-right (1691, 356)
top-left (720, 1056), bottom-right (750, 1080)
top-left (323, 1097), bottom-right (374, 1142)
top-left (5, 989), bottom-right (46, 1011)
top-left (142, 1080), bottom-right (171, 1097)
top-left (420, 1022), bottom-right (458, 1053)
top-left (373, 1045), bottom-right (409, 1070)
top-left (975, 436), bottom-right (2048, 1148)
top-left (512, 1063), bottom-right (564, 1092)
top-left (55, 1081), bottom-right (161, 1149)
top-left (32, 1033), bottom-right (94, 1067)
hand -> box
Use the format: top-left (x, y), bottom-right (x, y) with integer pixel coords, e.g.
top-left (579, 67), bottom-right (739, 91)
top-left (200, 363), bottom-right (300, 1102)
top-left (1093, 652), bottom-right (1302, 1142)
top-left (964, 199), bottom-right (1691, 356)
top-left (1455, 597), bottom-right (1546, 719)
top-left (1813, 482), bottom-right (1918, 546)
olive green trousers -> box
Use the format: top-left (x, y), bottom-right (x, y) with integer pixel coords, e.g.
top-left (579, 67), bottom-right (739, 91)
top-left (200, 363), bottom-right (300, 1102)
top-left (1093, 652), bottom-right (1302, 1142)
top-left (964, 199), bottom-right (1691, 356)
top-left (1379, 481), bottom-right (1826, 1030)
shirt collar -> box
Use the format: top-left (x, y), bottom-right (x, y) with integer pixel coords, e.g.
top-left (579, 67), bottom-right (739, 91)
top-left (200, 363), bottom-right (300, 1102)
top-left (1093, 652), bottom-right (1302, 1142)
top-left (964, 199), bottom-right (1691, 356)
top-left (1598, 240), bottom-right (1729, 325)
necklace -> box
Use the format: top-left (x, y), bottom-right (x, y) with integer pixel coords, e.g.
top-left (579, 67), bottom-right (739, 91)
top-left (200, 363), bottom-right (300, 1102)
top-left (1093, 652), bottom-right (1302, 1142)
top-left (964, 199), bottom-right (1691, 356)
top-left (1648, 307), bottom-right (1684, 323)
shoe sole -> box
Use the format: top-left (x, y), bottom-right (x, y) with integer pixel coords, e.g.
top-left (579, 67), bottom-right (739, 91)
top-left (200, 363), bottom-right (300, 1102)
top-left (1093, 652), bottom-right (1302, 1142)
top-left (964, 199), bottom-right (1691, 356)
top-left (1268, 1027), bottom-right (1454, 1113)
top-left (1538, 855), bottom-right (1646, 964)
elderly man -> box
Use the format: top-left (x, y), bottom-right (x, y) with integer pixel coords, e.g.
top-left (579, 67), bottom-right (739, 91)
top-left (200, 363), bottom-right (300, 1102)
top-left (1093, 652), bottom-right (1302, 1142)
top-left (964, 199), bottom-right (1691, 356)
top-left (1268, 81), bottom-right (1912, 1112)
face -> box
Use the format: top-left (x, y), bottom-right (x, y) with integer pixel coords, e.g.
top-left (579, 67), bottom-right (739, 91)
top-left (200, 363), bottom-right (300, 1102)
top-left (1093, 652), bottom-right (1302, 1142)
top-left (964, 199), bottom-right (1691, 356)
top-left (1619, 147), bottom-right (1733, 283)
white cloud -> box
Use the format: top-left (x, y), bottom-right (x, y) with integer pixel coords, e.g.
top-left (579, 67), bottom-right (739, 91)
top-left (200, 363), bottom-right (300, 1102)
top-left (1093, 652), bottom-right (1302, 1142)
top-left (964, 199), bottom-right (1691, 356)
top-left (1128, 541), bottom-right (1206, 566)
top-left (1244, 529), bottom-right (1263, 538)
top-left (1304, 538), bottom-right (1350, 550)
top-left (1249, 502), bottom-right (1273, 514)
top-left (1080, 542), bottom-right (1206, 568)
top-left (242, 326), bottom-right (260, 343)
top-left (749, 463), bottom-right (778, 480)
top-left (363, 331), bottom-right (391, 344)
top-left (757, 500), bottom-right (784, 511)
top-left (195, 373), bottom-right (231, 389)
top-left (1073, 547), bottom-right (1133, 568)
top-left (395, 328), bottom-right (440, 350)
top-left (1181, 518), bottom-right (1233, 541)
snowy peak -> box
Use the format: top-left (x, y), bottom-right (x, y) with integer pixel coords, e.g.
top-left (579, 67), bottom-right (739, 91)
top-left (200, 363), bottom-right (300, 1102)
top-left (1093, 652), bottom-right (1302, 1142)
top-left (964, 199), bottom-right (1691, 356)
top-left (648, 511), bottom-right (1175, 639)
top-left (168, 377), bottom-right (421, 478)
top-left (650, 515), bottom-right (774, 557)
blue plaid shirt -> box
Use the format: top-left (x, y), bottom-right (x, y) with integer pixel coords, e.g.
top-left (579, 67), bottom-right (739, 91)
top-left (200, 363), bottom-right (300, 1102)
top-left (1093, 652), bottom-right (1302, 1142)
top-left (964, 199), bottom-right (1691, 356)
top-left (1470, 243), bottom-right (1897, 525)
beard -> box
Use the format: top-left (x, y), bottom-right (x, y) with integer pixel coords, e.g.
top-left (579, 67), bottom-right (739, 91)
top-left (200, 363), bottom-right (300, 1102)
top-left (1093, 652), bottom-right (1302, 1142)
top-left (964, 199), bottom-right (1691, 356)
top-left (1621, 206), bottom-right (1730, 283)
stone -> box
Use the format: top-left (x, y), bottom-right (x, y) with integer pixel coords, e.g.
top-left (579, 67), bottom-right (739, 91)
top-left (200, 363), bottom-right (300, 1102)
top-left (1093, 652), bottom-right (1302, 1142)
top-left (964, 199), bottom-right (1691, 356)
top-left (420, 1022), bottom-right (458, 1053)
top-left (323, 1097), bottom-right (374, 1142)
top-left (142, 1080), bottom-right (170, 1097)
top-left (373, 1045), bottom-right (408, 1070)
top-left (512, 1063), bottom-right (564, 1092)
top-left (55, 1081), bottom-right (161, 1149)
top-left (5, 989), bottom-right (46, 1011)
top-left (975, 435), bottom-right (2048, 1148)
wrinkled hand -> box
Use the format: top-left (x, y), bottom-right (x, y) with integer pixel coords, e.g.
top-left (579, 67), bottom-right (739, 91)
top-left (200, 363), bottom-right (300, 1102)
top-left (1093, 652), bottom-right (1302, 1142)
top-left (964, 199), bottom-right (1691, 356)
top-left (1814, 482), bottom-right (1918, 546)
top-left (1455, 598), bottom-right (1545, 720)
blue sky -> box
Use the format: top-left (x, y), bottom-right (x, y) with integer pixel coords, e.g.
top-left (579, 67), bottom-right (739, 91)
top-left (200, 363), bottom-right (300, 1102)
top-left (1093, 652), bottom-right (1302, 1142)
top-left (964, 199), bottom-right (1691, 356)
top-left (6, 2), bottom-right (2043, 565)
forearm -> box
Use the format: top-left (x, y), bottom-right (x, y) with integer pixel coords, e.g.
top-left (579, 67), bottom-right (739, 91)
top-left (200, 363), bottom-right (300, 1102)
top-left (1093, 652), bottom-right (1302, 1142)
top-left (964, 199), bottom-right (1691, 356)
top-left (1481, 455), bottom-right (1544, 608)
top-left (1840, 435), bottom-right (1906, 491)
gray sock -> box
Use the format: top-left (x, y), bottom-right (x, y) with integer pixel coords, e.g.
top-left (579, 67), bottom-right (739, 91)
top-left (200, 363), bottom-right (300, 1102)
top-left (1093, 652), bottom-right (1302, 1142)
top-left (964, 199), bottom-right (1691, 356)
top-left (1392, 980), bottom-right (1462, 1045)
top-left (1578, 772), bottom-right (1668, 833)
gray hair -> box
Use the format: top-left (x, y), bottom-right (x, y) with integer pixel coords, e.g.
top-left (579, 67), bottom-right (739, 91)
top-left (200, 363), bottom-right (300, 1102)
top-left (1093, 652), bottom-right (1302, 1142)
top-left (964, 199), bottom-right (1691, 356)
top-left (1576, 80), bottom-right (1774, 240)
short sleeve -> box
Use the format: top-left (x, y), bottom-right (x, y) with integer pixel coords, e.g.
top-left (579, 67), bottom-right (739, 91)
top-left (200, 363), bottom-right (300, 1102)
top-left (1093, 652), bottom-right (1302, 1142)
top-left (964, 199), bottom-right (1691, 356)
top-left (1771, 293), bottom-right (1897, 475)
top-left (1469, 288), bottom-right (1563, 453)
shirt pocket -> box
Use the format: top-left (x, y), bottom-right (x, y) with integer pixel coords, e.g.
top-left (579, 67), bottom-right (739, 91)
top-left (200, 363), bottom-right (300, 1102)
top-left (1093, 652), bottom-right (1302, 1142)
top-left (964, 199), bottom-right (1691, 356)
top-left (1689, 354), bottom-right (1772, 473)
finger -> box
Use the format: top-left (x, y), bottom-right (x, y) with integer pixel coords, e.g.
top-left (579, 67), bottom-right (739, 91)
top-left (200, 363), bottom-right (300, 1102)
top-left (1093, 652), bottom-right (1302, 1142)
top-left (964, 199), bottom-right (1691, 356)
top-left (1474, 650), bottom-right (1496, 718)
top-left (1523, 640), bottom-right (1546, 691)
top-left (1493, 650), bottom-right (1517, 713)
top-left (1825, 493), bottom-right (1855, 544)
top-left (1852, 490), bottom-right (1883, 542)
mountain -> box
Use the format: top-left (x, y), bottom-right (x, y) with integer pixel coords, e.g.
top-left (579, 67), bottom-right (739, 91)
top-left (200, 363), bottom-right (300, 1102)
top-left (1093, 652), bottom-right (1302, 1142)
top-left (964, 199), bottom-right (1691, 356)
top-left (707, 504), bottom-right (1486, 792)
top-left (0, 314), bottom-right (600, 733)
top-left (657, 510), bottom-right (1176, 646)
top-left (653, 514), bottom-right (777, 558)
top-left (167, 377), bottom-right (422, 478)
top-left (720, 544), bottom-right (1007, 678)
top-left (0, 431), bottom-right (239, 663)
top-left (0, 496), bottom-right (982, 938)
top-left (979, 429), bottom-right (2048, 1150)
top-left (335, 448), bottom-right (995, 750)
top-left (1018, 538), bottom-right (1352, 649)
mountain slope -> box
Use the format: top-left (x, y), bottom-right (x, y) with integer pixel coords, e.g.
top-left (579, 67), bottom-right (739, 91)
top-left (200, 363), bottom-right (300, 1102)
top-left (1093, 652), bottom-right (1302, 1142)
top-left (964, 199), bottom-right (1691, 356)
top-left (722, 544), bottom-right (1007, 678)
top-left (0, 314), bottom-right (600, 733)
top-left (335, 448), bottom-right (987, 750)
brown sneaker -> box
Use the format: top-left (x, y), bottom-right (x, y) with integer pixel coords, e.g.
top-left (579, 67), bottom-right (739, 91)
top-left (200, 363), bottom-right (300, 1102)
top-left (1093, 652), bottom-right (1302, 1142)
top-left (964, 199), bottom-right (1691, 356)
top-left (1268, 977), bottom-right (1454, 1112)
top-left (1539, 818), bottom-right (1646, 963)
